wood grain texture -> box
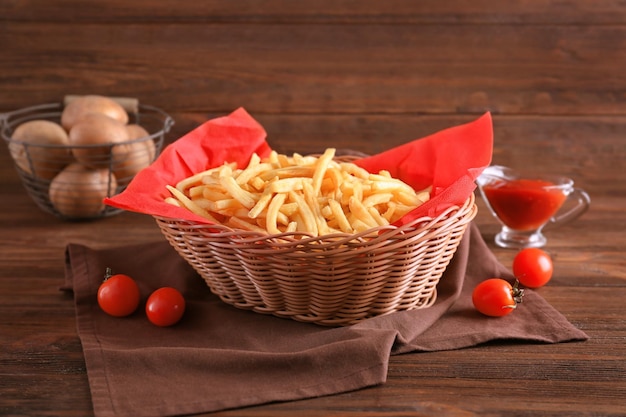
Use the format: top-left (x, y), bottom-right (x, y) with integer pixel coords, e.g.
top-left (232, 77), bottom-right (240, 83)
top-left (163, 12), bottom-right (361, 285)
top-left (1, 3), bottom-right (626, 116)
top-left (3, 0), bottom-right (626, 24)
top-left (2, 24), bottom-right (624, 115)
top-left (1, 1), bottom-right (625, 416)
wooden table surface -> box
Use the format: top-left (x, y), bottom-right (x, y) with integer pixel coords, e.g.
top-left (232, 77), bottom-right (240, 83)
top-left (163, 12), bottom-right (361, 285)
top-left (1, 1), bottom-right (625, 416)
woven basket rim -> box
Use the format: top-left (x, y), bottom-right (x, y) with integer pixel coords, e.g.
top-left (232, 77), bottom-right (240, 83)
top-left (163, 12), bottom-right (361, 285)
top-left (154, 193), bottom-right (476, 246)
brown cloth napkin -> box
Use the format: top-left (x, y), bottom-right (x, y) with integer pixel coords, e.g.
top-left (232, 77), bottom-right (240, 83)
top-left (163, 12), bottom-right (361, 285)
top-left (63, 223), bottom-right (588, 417)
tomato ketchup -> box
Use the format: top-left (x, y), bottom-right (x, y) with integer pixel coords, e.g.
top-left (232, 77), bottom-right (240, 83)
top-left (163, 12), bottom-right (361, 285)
top-left (482, 179), bottom-right (567, 231)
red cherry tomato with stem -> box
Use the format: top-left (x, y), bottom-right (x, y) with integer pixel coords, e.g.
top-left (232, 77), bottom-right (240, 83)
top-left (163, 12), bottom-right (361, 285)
top-left (146, 287), bottom-right (186, 327)
top-left (472, 278), bottom-right (524, 317)
top-left (513, 248), bottom-right (554, 289)
top-left (97, 268), bottom-right (140, 317)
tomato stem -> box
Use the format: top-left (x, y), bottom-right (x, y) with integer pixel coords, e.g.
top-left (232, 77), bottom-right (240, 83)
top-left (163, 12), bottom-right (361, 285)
top-left (103, 267), bottom-right (113, 282)
top-left (512, 279), bottom-right (525, 304)
top-left (502, 279), bottom-right (525, 311)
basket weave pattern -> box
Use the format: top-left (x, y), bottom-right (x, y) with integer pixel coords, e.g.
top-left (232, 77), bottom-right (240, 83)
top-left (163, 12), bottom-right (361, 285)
top-left (155, 193), bottom-right (477, 326)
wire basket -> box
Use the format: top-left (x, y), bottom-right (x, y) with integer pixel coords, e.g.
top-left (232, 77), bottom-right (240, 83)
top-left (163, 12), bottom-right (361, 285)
top-left (1, 101), bottom-right (173, 220)
top-left (154, 192), bottom-right (477, 326)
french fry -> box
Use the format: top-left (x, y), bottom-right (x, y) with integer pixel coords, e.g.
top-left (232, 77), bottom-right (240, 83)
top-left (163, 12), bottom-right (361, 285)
top-left (236, 162), bottom-right (274, 185)
top-left (248, 190), bottom-right (273, 219)
top-left (249, 176), bottom-right (266, 191)
top-left (416, 188), bottom-right (432, 203)
top-left (265, 193), bottom-right (287, 234)
top-left (311, 148), bottom-right (335, 194)
top-left (348, 196), bottom-right (378, 229)
top-left (227, 216), bottom-right (267, 233)
top-left (164, 196), bottom-right (182, 207)
top-left (165, 148), bottom-right (431, 237)
top-left (279, 202), bottom-right (299, 217)
top-left (368, 206), bottom-right (389, 226)
top-left (207, 198), bottom-right (241, 212)
top-left (175, 168), bottom-right (215, 192)
top-left (285, 221), bottom-right (298, 233)
top-left (165, 185), bottom-right (220, 223)
top-left (339, 162), bottom-right (369, 179)
top-left (288, 190), bottom-right (318, 236)
top-left (269, 178), bottom-right (310, 194)
top-left (303, 181), bottom-right (330, 235)
top-left (362, 192), bottom-right (393, 207)
top-left (258, 166), bottom-right (314, 181)
top-left (188, 185), bottom-right (206, 199)
top-left (219, 174), bottom-right (257, 209)
top-left (328, 198), bottom-right (353, 233)
top-left (202, 186), bottom-right (231, 202)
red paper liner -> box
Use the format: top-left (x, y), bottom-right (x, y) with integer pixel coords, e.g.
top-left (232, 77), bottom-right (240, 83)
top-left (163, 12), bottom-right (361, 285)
top-left (105, 108), bottom-right (493, 225)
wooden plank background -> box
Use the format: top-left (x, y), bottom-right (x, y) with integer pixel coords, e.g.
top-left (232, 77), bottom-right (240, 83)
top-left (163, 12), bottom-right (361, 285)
top-left (2, 1), bottom-right (625, 194)
top-left (1, 6), bottom-right (624, 257)
top-left (1, 0), bottom-right (625, 295)
top-left (2, 1), bottom-right (624, 189)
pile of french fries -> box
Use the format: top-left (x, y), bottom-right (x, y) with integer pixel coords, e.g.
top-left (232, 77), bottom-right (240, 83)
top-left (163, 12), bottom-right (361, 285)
top-left (165, 148), bottom-right (430, 237)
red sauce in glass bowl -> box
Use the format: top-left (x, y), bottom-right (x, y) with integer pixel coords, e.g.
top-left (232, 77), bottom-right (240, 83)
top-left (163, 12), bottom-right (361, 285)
top-left (482, 179), bottom-right (568, 231)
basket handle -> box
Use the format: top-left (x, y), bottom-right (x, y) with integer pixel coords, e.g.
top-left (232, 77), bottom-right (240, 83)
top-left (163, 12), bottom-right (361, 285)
top-left (63, 95), bottom-right (139, 114)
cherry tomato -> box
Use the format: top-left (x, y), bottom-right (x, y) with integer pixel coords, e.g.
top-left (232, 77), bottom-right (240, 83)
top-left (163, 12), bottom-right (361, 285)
top-left (472, 278), bottom-right (524, 317)
top-left (513, 248), bottom-right (554, 289)
top-left (145, 287), bottom-right (186, 327)
top-left (97, 268), bottom-right (140, 317)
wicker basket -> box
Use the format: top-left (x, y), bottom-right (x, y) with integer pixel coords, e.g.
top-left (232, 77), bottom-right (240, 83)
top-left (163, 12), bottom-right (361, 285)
top-left (1, 101), bottom-right (173, 220)
top-left (155, 192), bottom-right (477, 326)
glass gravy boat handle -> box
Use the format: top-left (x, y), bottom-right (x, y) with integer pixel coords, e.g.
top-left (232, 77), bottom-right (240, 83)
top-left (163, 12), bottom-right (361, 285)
top-left (544, 188), bottom-right (591, 230)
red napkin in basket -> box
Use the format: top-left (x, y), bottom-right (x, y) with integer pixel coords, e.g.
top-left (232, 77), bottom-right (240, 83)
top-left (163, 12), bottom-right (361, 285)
top-left (105, 108), bottom-right (493, 224)
top-left (63, 222), bottom-right (588, 417)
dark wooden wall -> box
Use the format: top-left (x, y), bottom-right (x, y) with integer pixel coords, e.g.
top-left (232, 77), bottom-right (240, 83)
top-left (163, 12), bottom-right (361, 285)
top-left (2, 0), bottom-right (625, 195)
